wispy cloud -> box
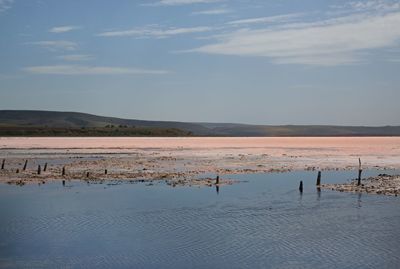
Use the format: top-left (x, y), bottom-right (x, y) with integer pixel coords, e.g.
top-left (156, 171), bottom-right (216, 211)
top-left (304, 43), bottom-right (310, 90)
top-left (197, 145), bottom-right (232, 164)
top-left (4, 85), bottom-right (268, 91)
top-left (189, 10), bottom-right (400, 66)
top-left (144, 0), bottom-right (222, 6)
top-left (227, 13), bottom-right (304, 25)
top-left (49, 25), bottom-right (81, 33)
top-left (57, 54), bottom-right (95, 61)
top-left (387, 58), bottom-right (400, 62)
top-left (27, 41), bottom-right (78, 51)
top-left (97, 25), bottom-right (212, 38)
top-left (192, 8), bottom-right (231, 15)
top-left (23, 65), bottom-right (169, 75)
top-left (348, 0), bottom-right (399, 12)
top-left (0, 0), bottom-right (13, 12)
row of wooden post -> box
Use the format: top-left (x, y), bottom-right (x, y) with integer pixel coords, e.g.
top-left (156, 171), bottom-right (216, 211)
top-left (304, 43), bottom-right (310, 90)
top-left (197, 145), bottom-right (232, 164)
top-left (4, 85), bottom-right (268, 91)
top-left (2, 158), bottom-right (364, 188)
top-left (299, 159), bottom-right (363, 192)
top-left (1, 159), bottom-right (111, 178)
top-left (299, 171), bottom-right (321, 193)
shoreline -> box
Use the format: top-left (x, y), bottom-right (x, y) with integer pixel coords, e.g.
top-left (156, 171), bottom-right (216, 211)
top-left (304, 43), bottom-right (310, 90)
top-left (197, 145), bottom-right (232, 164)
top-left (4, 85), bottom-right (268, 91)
top-left (321, 174), bottom-right (400, 196)
top-left (1, 137), bottom-right (399, 192)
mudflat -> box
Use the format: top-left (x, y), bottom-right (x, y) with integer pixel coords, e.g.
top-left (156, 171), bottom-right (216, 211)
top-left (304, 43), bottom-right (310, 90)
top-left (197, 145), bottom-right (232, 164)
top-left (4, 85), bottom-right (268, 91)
top-left (0, 137), bottom-right (399, 187)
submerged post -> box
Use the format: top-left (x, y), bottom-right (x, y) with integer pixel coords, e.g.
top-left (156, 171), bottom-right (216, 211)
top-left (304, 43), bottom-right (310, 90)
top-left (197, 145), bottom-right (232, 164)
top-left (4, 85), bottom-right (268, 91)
top-left (37, 165), bottom-right (41, 175)
top-left (62, 180), bottom-right (65, 186)
top-left (299, 181), bottom-right (303, 193)
top-left (358, 158), bottom-right (362, 186)
top-left (316, 171), bottom-right (321, 186)
top-left (23, 160), bottom-right (28, 171)
top-left (43, 163), bottom-right (47, 172)
top-left (62, 166), bottom-right (66, 176)
top-left (1, 159), bottom-right (4, 170)
top-left (216, 175), bottom-right (220, 185)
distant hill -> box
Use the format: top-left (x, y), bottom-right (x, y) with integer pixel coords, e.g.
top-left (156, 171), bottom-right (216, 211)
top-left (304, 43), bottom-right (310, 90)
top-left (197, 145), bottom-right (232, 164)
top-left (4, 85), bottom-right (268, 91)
top-left (1, 110), bottom-right (400, 137)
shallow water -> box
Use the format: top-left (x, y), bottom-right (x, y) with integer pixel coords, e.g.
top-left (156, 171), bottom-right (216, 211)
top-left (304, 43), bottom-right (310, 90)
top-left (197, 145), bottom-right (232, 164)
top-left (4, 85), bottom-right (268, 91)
top-left (0, 170), bottom-right (399, 269)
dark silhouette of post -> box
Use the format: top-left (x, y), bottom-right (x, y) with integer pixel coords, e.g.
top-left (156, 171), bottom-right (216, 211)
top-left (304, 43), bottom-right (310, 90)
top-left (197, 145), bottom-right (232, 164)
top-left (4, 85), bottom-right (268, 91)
top-left (62, 166), bottom-right (66, 176)
top-left (62, 180), bottom-right (65, 186)
top-left (37, 165), bottom-right (41, 175)
top-left (86, 172), bottom-right (90, 178)
top-left (1, 159), bottom-right (4, 170)
top-left (316, 171), bottom-right (321, 186)
top-left (299, 181), bottom-right (303, 193)
top-left (216, 175), bottom-right (220, 185)
top-left (105, 169), bottom-right (108, 175)
top-left (23, 160), bottom-right (28, 171)
top-left (43, 163), bottom-right (47, 172)
top-left (16, 169), bottom-right (19, 174)
top-left (357, 158), bottom-right (362, 186)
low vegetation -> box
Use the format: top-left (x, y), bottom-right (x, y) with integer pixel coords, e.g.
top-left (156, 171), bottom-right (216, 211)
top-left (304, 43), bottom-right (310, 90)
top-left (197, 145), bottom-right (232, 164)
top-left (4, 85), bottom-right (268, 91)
top-left (0, 125), bottom-right (193, 137)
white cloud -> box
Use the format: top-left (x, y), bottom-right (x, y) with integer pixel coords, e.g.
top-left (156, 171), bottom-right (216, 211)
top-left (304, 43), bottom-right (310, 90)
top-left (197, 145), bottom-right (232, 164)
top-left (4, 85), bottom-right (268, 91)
top-left (144, 0), bottom-right (222, 6)
top-left (192, 8), bottom-right (231, 15)
top-left (0, 0), bottom-right (13, 12)
top-left (349, 0), bottom-right (400, 11)
top-left (23, 65), bottom-right (169, 75)
top-left (49, 25), bottom-right (81, 33)
top-left (27, 41), bottom-right (78, 51)
top-left (97, 25), bottom-right (212, 38)
top-left (227, 13), bottom-right (304, 25)
top-left (57, 54), bottom-right (95, 61)
top-left (189, 11), bottom-right (400, 66)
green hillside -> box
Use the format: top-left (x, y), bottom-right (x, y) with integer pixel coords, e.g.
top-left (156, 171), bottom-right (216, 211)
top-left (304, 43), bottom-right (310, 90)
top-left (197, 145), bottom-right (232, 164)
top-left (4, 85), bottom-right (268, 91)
top-left (1, 110), bottom-right (400, 137)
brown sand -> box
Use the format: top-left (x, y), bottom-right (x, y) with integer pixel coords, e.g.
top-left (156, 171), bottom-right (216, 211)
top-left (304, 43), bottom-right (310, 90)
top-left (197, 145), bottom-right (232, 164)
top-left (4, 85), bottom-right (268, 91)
top-left (321, 174), bottom-right (400, 196)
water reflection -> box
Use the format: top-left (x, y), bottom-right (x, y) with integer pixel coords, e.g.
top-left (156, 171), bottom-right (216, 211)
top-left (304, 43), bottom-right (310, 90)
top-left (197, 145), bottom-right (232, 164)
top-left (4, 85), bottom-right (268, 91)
top-left (0, 170), bottom-right (399, 269)
top-left (357, 192), bottom-right (362, 208)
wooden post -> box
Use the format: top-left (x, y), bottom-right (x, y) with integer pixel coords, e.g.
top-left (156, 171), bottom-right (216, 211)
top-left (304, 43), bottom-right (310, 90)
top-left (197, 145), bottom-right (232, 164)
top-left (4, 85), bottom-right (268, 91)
top-left (216, 175), bottom-right (220, 185)
top-left (23, 160), bottom-right (28, 171)
top-left (86, 172), bottom-right (90, 178)
top-left (43, 163), bottom-right (47, 172)
top-left (105, 169), bottom-right (108, 175)
top-left (316, 171), bottom-right (321, 186)
top-left (299, 181), bottom-right (303, 193)
top-left (37, 165), bottom-right (41, 175)
top-left (16, 168), bottom-right (19, 174)
top-left (62, 180), bottom-right (65, 186)
top-left (357, 158), bottom-right (362, 186)
top-left (1, 159), bottom-right (4, 170)
top-left (62, 166), bottom-right (66, 176)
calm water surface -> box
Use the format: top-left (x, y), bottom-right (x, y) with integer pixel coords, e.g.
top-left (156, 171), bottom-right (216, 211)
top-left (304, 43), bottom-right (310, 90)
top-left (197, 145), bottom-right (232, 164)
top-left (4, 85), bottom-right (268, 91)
top-left (0, 170), bottom-right (399, 269)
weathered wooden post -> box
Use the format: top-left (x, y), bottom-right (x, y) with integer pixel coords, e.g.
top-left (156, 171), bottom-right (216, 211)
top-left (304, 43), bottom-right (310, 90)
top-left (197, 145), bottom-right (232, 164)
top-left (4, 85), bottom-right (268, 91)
top-left (43, 163), bottom-right (47, 172)
top-left (316, 171), bottom-right (321, 186)
top-left (299, 181), bottom-right (303, 193)
top-left (357, 158), bottom-right (362, 186)
top-left (1, 159), bottom-right (4, 170)
top-left (23, 160), bottom-right (28, 171)
top-left (37, 165), bottom-right (41, 175)
top-left (62, 166), bottom-right (66, 176)
top-left (216, 175), bottom-right (220, 185)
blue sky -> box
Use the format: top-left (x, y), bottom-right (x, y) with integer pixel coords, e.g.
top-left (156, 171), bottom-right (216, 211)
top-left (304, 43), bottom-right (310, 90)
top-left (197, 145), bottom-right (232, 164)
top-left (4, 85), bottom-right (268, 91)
top-left (0, 0), bottom-right (400, 125)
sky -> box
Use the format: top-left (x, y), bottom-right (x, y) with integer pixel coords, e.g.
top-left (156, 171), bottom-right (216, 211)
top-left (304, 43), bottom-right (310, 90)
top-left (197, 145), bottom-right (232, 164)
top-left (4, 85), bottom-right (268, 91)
top-left (0, 0), bottom-right (400, 126)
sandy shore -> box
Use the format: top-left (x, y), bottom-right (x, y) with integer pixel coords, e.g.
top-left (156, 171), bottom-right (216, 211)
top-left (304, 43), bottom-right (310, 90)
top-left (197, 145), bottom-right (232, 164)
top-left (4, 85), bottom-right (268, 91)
top-left (1, 137), bottom-right (399, 188)
top-left (321, 174), bottom-right (400, 196)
